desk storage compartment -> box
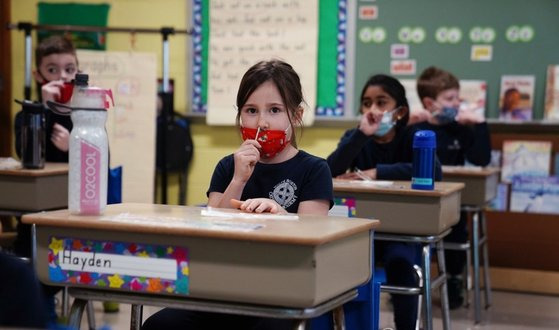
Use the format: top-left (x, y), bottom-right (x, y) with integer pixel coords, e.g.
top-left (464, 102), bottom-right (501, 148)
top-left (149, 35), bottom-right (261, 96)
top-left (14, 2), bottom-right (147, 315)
top-left (444, 173), bottom-right (498, 206)
top-left (0, 173), bottom-right (68, 211)
top-left (345, 191), bottom-right (461, 235)
top-left (35, 226), bottom-right (372, 308)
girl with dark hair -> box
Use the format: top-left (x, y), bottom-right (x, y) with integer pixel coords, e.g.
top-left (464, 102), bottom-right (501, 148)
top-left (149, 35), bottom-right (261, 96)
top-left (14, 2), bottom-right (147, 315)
top-left (142, 60), bottom-right (333, 330)
top-left (327, 74), bottom-right (441, 330)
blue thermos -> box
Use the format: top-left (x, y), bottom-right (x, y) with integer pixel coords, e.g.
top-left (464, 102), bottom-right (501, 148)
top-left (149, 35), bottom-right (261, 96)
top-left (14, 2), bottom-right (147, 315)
top-left (411, 130), bottom-right (436, 190)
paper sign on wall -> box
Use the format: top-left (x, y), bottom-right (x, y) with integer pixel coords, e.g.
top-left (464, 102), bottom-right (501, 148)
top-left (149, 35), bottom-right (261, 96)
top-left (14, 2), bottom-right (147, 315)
top-left (77, 50), bottom-right (156, 203)
top-left (207, 0), bottom-right (318, 126)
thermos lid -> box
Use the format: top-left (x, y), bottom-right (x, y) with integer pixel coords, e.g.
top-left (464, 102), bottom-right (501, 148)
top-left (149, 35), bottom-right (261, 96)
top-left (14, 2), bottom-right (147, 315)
top-left (16, 99), bottom-right (44, 114)
top-left (74, 73), bottom-right (89, 86)
top-left (413, 130), bottom-right (436, 148)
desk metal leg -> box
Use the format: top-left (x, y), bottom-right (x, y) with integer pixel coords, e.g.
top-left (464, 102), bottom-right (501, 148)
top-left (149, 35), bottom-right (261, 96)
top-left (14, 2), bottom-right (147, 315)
top-left (131, 304), bottom-right (143, 330)
top-left (436, 240), bottom-right (451, 330)
top-left (472, 212), bottom-right (481, 324)
top-left (332, 306), bottom-right (346, 330)
top-left (465, 239), bottom-right (472, 308)
top-left (421, 244), bottom-right (433, 330)
top-left (293, 319), bottom-right (307, 330)
top-left (62, 287), bottom-right (70, 317)
top-left (480, 210), bottom-right (492, 309)
top-left (86, 302), bottom-right (96, 330)
top-left (68, 298), bottom-right (88, 330)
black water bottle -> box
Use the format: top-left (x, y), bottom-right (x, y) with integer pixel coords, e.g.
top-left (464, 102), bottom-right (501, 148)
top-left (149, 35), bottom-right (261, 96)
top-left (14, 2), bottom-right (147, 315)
top-left (19, 100), bottom-right (46, 169)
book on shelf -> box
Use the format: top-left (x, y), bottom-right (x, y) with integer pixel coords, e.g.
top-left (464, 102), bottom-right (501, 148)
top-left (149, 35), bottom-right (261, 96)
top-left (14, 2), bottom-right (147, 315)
top-left (510, 176), bottom-right (559, 214)
top-left (487, 183), bottom-right (509, 212)
top-left (544, 65), bottom-right (559, 120)
top-left (459, 80), bottom-right (487, 119)
top-left (498, 75), bottom-right (535, 122)
top-left (501, 140), bottom-right (552, 183)
top-left (490, 150), bottom-right (502, 168)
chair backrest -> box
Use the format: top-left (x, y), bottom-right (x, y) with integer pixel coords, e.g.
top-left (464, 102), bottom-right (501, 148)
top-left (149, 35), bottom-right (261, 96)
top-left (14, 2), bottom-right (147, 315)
top-left (156, 113), bottom-right (194, 173)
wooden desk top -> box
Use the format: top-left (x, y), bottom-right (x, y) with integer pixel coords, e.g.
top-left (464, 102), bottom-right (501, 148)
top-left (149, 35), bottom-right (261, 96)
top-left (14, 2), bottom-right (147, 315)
top-left (333, 179), bottom-right (464, 197)
top-left (442, 166), bottom-right (500, 177)
top-left (0, 162), bottom-right (68, 177)
top-left (22, 203), bottom-right (379, 246)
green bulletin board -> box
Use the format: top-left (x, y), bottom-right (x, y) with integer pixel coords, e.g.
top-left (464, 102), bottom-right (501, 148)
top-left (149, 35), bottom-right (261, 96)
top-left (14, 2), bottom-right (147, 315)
top-left (353, 0), bottom-right (559, 119)
top-left (192, 0), bottom-right (346, 116)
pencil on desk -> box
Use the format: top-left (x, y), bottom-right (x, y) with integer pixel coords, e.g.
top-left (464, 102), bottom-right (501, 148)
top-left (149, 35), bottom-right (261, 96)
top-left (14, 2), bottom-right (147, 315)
top-left (355, 168), bottom-right (372, 181)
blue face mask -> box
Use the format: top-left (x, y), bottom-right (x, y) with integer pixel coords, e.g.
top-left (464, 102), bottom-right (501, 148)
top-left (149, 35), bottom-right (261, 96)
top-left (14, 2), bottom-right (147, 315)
top-left (434, 107), bottom-right (458, 124)
top-left (373, 107), bottom-right (399, 137)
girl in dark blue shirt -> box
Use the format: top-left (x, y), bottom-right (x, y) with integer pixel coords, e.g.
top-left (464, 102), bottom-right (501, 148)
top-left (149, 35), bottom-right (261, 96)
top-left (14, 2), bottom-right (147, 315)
top-left (142, 60), bottom-right (333, 330)
top-left (328, 74), bottom-right (441, 330)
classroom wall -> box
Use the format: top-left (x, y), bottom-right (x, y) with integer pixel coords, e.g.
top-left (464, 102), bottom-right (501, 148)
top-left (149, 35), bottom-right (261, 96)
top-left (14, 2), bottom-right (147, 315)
top-left (9, 0), bottom-right (346, 205)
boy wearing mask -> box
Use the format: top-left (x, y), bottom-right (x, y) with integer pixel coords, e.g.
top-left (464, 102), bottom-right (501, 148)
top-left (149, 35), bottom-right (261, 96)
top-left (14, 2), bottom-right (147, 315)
top-left (414, 66), bottom-right (491, 309)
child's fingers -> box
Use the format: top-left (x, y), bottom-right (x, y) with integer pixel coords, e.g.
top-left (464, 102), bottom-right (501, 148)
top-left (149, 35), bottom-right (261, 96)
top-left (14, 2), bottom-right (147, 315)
top-left (230, 199), bottom-right (243, 209)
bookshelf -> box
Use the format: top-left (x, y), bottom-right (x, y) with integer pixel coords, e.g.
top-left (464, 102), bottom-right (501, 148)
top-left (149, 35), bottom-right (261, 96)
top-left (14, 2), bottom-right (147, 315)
top-left (486, 121), bottom-right (559, 274)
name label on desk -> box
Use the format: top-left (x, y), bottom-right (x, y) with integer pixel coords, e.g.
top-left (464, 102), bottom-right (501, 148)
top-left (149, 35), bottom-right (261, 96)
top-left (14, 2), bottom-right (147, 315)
top-left (47, 236), bottom-right (190, 295)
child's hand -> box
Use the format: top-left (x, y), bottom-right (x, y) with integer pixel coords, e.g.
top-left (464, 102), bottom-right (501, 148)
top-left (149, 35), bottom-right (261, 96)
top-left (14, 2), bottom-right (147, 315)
top-left (408, 109), bottom-right (432, 125)
top-left (51, 123), bottom-right (70, 152)
top-left (41, 80), bottom-right (65, 105)
top-left (336, 168), bottom-right (377, 180)
top-left (232, 198), bottom-right (287, 214)
top-left (232, 140), bottom-right (261, 183)
top-left (358, 110), bottom-right (382, 136)
top-left (456, 109), bottom-right (485, 125)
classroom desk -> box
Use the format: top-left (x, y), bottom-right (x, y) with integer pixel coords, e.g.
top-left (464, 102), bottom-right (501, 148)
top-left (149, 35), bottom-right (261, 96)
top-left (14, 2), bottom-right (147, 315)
top-left (22, 203), bottom-right (379, 330)
top-left (333, 179), bottom-right (464, 330)
top-left (442, 166), bottom-right (499, 206)
top-left (0, 162), bottom-right (68, 213)
top-left (442, 166), bottom-right (499, 324)
top-left (332, 180), bottom-right (464, 235)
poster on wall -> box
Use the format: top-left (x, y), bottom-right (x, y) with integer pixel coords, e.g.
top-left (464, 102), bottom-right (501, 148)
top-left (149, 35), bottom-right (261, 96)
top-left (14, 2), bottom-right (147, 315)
top-left (77, 50), bottom-right (157, 203)
top-left (498, 75), bottom-right (535, 122)
top-left (206, 0), bottom-right (318, 125)
top-left (544, 65), bottom-right (559, 120)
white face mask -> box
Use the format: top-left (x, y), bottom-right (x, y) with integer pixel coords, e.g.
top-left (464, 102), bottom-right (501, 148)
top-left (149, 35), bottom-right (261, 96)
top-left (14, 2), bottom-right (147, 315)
top-left (373, 107), bottom-right (400, 137)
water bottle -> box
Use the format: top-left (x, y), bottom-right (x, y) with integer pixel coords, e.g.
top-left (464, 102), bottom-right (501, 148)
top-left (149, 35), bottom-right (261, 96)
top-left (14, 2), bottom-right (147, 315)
top-left (18, 100), bottom-right (46, 169)
top-left (67, 73), bottom-right (110, 215)
top-left (411, 130), bottom-right (436, 190)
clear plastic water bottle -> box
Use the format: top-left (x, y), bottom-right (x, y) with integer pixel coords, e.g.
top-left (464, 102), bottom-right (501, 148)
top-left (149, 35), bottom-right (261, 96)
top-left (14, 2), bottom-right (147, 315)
top-left (68, 73), bottom-right (110, 214)
top-left (411, 130), bottom-right (436, 190)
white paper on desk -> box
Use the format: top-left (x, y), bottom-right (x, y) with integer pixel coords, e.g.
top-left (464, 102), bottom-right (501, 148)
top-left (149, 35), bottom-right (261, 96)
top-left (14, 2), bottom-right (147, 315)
top-left (201, 208), bottom-right (299, 221)
top-left (0, 157), bottom-right (21, 170)
top-left (442, 165), bottom-right (483, 172)
top-left (348, 180), bottom-right (394, 187)
top-left (103, 213), bottom-right (264, 232)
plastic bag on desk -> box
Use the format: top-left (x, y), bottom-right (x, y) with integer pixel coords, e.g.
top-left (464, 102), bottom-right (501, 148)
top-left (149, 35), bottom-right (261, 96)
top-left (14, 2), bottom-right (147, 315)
top-left (107, 166), bottom-right (122, 204)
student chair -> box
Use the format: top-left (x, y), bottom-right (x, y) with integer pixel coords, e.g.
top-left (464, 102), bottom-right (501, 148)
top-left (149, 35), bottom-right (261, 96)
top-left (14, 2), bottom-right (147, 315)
top-left (444, 205), bottom-right (492, 324)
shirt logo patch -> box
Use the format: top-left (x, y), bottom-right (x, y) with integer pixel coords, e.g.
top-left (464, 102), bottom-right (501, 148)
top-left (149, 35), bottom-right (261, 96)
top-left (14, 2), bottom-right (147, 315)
top-left (270, 179), bottom-right (298, 209)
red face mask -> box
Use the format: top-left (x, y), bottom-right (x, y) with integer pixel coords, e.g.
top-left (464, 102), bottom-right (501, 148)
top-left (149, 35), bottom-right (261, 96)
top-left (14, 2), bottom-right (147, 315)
top-left (241, 126), bottom-right (291, 159)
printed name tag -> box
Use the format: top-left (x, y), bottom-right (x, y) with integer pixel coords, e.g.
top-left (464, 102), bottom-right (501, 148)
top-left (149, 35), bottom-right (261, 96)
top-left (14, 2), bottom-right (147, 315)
top-left (47, 236), bottom-right (189, 295)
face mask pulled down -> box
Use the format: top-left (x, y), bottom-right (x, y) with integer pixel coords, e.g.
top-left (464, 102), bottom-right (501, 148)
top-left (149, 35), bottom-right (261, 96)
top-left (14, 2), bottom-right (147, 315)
top-left (241, 126), bottom-right (291, 159)
top-left (373, 108), bottom-right (399, 137)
